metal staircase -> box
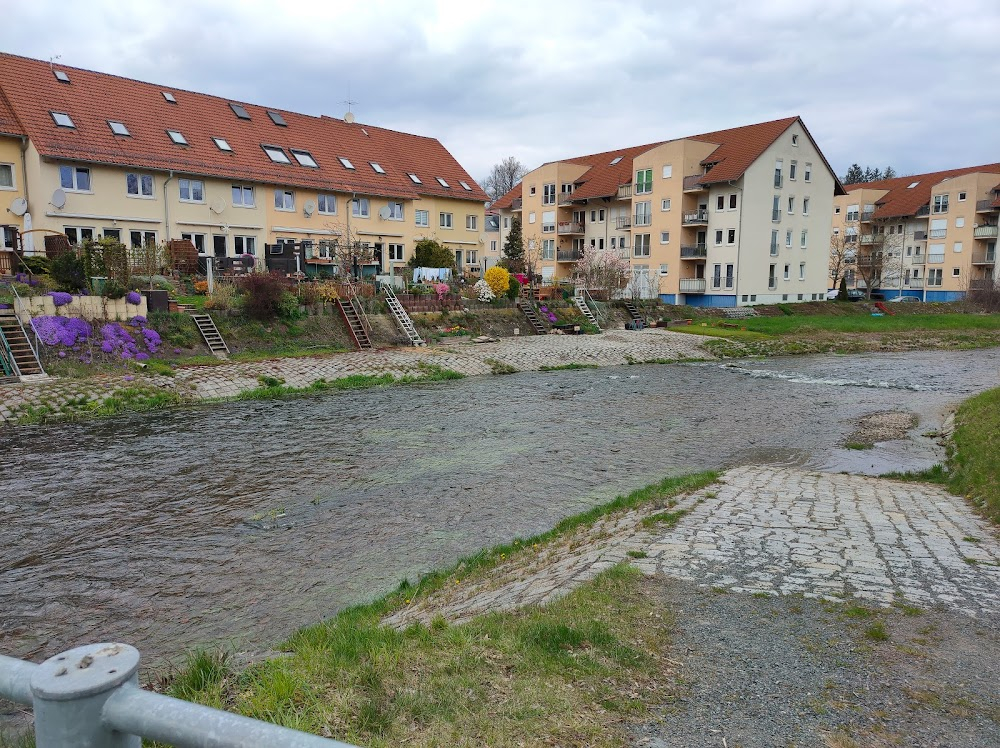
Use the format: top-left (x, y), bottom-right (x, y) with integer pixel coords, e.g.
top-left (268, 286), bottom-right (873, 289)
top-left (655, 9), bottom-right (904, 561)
top-left (516, 298), bottom-right (547, 335)
top-left (621, 299), bottom-right (645, 325)
top-left (573, 289), bottom-right (601, 331)
top-left (381, 283), bottom-right (425, 346)
top-left (0, 307), bottom-right (45, 380)
top-left (189, 313), bottom-right (229, 358)
top-left (337, 297), bottom-right (373, 350)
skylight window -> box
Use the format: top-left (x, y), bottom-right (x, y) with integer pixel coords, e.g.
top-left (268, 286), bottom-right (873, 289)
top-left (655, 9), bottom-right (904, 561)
top-left (291, 149), bottom-right (318, 168)
top-left (212, 137), bottom-right (233, 152)
top-left (267, 111), bottom-right (287, 127)
top-left (407, 173), bottom-right (422, 184)
top-left (108, 120), bottom-right (130, 136)
top-left (610, 156), bottom-right (623, 165)
top-left (436, 177), bottom-right (450, 188)
top-left (459, 180), bottom-right (472, 191)
top-left (167, 130), bottom-right (188, 145)
top-left (230, 103), bottom-right (251, 120)
top-left (338, 157), bottom-right (355, 170)
top-left (53, 70), bottom-right (70, 83)
top-left (162, 92), bottom-right (177, 103)
top-left (370, 162), bottom-right (386, 174)
top-left (50, 111), bottom-right (75, 128)
top-left (908, 181), bottom-right (920, 188)
top-left (262, 145), bottom-right (291, 164)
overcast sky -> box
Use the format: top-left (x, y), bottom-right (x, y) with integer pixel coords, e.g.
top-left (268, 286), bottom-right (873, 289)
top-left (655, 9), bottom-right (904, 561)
top-left (4, 0), bottom-right (999, 184)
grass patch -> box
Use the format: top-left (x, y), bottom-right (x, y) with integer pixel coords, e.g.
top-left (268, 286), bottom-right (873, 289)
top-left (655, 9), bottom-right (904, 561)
top-left (538, 363), bottom-right (600, 371)
top-left (880, 464), bottom-right (949, 484)
top-left (949, 387), bottom-right (1000, 524)
top-left (865, 621), bottom-right (890, 642)
top-left (235, 366), bottom-right (464, 403)
top-left (625, 550), bottom-right (648, 559)
top-left (484, 357), bottom-right (518, 375)
top-left (842, 604), bottom-right (876, 620)
top-left (844, 441), bottom-right (872, 451)
top-left (640, 509), bottom-right (688, 529)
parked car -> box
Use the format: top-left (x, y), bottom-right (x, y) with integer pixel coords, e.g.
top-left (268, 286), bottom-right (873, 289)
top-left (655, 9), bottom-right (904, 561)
top-left (846, 289), bottom-right (865, 302)
top-left (888, 295), bottom-right (920, 303)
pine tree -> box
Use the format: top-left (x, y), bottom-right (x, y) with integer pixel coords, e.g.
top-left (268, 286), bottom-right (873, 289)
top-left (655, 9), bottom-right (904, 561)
top-left (842, 164), bottom-right (864, 184)
top-left (838, 276), bottom-right (848, 301)
top-left (502, 216), bottom-right (524, 269)
top-left (882, 166), bottom-right (896, 179)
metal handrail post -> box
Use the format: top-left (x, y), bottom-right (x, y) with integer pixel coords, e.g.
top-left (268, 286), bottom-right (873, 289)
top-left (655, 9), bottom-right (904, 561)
top-left (6, 281), bottom-right (45, 374)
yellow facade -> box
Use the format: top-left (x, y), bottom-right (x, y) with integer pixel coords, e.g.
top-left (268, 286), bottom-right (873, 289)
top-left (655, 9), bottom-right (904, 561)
top-left (0, 136), bottom-right (27, 254)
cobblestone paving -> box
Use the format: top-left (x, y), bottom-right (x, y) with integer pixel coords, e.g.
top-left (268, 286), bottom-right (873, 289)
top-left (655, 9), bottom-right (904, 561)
top-left (0, 328), bottom-right (708, 424)
top-left (385, 466), bottom-right (1000, 629)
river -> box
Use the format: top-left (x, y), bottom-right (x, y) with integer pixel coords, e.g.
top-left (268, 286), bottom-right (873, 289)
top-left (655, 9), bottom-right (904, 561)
top-left (1, 348), bottom-right (998, 668)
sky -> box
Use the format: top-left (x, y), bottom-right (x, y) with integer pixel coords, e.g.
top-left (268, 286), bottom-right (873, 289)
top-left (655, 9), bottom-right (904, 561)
top-left (3, 0), bottom-right (999, 185)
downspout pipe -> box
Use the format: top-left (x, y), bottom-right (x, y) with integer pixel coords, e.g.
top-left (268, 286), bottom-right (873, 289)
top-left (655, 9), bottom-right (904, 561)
top-left (163, 170), bottom-right (175, 242)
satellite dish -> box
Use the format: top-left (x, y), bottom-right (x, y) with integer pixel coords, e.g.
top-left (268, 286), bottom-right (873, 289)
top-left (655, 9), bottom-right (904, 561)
top-left (210, 198), bottom-right (226, 214)
top-left (344, 111), bottom-right (355, 124)
top-left (378, 206), bottom-right (391, 220)
top-left (9, 197), bottom-right (27, 216)
top-left (50, 189), bottom-right (66, 209)
top-left (303, 200), bottom-right (316, 217)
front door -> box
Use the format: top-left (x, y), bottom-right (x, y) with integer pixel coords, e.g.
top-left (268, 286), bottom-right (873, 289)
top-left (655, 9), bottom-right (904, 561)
top-left (373, 242), bottom-right (384, 273)
top-left (455, 250), bottom-right (463, 272)
top-left (212, 235), bottom-right (227, 258)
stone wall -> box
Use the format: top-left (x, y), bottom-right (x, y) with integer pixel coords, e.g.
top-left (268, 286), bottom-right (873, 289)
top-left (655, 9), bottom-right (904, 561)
top-left (16, 295), bottom-right (148, 323)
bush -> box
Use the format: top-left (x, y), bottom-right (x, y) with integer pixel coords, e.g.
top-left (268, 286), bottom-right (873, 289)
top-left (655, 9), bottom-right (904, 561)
top-left (20, 256), bottom-right (50, 274)
top-left (277, 291), bottom-right (303, 320)
top-left (50, 251), bottom-right (87, 292)
top-left (193, 280), bottom-right (209, 295)
top-left (102, 279), bottom-right (126, 300)
top-left (485, 266), bottom-right (511, 296)
top-left (204, 282), bottom-right (239, 312)
top-left (507, 276), bottom-right (521, 300)
top-left (239, 273), bottom-right (288, 320)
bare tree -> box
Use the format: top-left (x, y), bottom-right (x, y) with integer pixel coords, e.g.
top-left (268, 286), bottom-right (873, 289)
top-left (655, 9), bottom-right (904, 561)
top-left (574, 246), bottom-right (631, 302)
top-left (482, 156), bottom-right (528, 203)
top-left (853, 217), bottom-right (904, 298)
top-left (829, 232), bottom-right (855, 290)
top-left (321, 219), bottom-right (376, 278)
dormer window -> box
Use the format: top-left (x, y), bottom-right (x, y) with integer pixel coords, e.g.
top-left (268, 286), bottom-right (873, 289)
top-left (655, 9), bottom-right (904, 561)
top-left (407, 173), bottom-right (422, 184)
top-left (262, 145), bottom-right (291, 164)
top-left (290, 149), bottom-right (318, 168)
top-left (212, 137), bottom-right (233, 152)
top-left (230, 103), bottom-right (251, 120)
top-left (459, 181), bottom-right (472, 191)
top-left (162, 92), bottom-right (177, 103)
top-left (267, 111), bottom-right (287, 126)
top-left (167, 130), bottom-right (188, 145)
top-left (370, 162), bottom-right (386, 174)
top-left (436, 177), bottom-right (450, 188)
top-left (50, 111), bottom-right (75, 128)
top-left (53, 70), bottom-right (70, 83)
top-left (108, 120), bottom-right (130, 136)
top-left (338, 157), bottom-right (355, 170)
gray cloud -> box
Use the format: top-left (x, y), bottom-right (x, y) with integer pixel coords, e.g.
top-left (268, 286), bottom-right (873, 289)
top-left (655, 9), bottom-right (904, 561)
top-left (4, 0), bottom-right (999, 184)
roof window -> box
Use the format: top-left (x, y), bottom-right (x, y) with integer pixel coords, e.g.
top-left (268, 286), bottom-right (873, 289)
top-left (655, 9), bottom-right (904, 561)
top-left (50, 111), bottom-right (75, 128)
top-left (436, 177), bottom-right (450, 188)
top-left (459, 180), bottom-right (472, 191)
top-left (167, 130), bottom-right (188, 145)
top-left (370, 162), bottom-right (386, 174)
top-left (162, 92), bottom-right (177, 103)
top-left (610, 156), bottom-right (623, 165)
top-left (407, 173), bottom-right (422, 184)
top-left (53, 70), bottom-right (70, 83)
top-left (907, 181), bottom-right (920, 189)
top-left (262, 145), bottom-right (291, 164)
top-left (338, 157), bottom-right (355, 170)
top-left (230, 103), bottom-right (251, 120)
top-left (212, 137), bottom-right (233, 152)
top-left (108, 120), bottom-right (130, 136)
top-left (291, 149), bottom-right (318, 168)
top-left (267, 111), bottom-right (287, 127)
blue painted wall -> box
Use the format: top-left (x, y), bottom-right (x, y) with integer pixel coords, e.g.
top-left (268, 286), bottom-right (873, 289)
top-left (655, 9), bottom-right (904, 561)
top-left (659, 294), bottom-right (677, 305)
top-left (683, 294), bottom-right (737, 308)
top-left (876, 289), bottom-right (923, 301)
top-left (924, 290), bottom-right (966, 303)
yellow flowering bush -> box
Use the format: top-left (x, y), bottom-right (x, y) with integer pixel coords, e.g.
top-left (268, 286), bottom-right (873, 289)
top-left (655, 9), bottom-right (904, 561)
top-left (484, 266), bottom-right (510, 296)
top-left (315, 282), bottom-right (340, 302)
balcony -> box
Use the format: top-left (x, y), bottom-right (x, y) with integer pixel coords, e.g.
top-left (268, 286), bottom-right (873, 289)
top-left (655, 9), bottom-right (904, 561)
top-left (861, 210), bottom-right (875, 222)
top-left (860, 234), bottom-right (875, 244)
top-left (972, 250), bottom-right (996, 265)
top-left (910, 253), bottom-right (925, 265)
top-left (616, 215), bottom-right (632, 230)
top-left (973, 224), bottom-right (998, 239)
top-left (913, 230), bottom-right (927, 240)
top-left (969, 279), bottom-right (997, 291)
top-left (904, 278), bottom-right (924, 288)
top-left (557, 221), bottom-right (584, 235)
top-left (682, 209), bottom-right (709, 225)
top-left (558, 192), bottom-right (576, 206)
top-left (928, 254), bottom-right (945, 264)
top-left (616, 184), bottom-right (632, 200)
top-left (556, 249), bottom-right (584, 263)
top-left (633, 214), bottom-right (652, 227)
top-left (771, 209), bottom-right (781, 222)
top-left (679, 278), bottom-right (707, 294)
top-left (511, 197), bottom-right (522, 211)
top-left (929, 229), bottom-right (947, 239)
top-left (915, 205), bottom-right (930, 216)
top-left (683, 175), bottom-right (707, 192)
top-left (976, 198), bottom-right (998, 213)
top-left (680, 244), bottom-right (707, 259)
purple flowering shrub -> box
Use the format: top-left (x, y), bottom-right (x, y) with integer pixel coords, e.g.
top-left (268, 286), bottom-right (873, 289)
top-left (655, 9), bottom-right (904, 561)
top-left (126, 291), bottom-right (142, 305)
top-left (31, 314), bottom-right (162, 365)
top-left (48, 291), bottom-right (73, 307)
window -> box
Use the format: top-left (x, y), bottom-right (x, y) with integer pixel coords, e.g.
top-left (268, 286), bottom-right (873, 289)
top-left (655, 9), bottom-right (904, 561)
top-left (770, 229), bottom-right (779, 255)
top-left (634, 234), bottom-right (650, 257)
top-left (60, 165), bottom-right (91, 192)
top-left (804, 163), bottom-right (812, 182)
top-left (792, 134), bottom-right (799, 146)
top-left (436, 177), bottom-right (450, 188)
top-left (290, 149), bottom-right (318, 168)
top-left (799, 262), bottom-right (806, 280)
top-left (715, 230), bottom-right (723, 245)
top-left (774, 159), bottom-right (783, 188)
top-left (932, 194), bottom-right (949, 213)
top-left (541, 210), bottom-right (555, 233)
top-left (787, 196), bottom-right (795, 214)
top-left (789, 161), bottom-right (797, 180)
top-left (660, 231), bottom-right (670, 244)
top-left (352, 198), bottom-right (370, 218)
top-left (0, 163), bottom-right (14, 189)
top-left (768, 265), bottom-right (777, 288)
top-left (802, 197), bottom-right (810, 215)
top-left (162, 92), bottom-right (176, 103)
top-left (610, 156), bottom-right (623, 165)
top-left (662, 164), bottom-right (673, 179)
top-left (538, 239), bottom-right (553, 260)
top-left (846, 204), bottom-right (859, 222)
top-left (63, 227), bottom-right (94, 245)
top-left (129, 230), bottom-right (156, 247)
top-left (230, 103), bottom-right (251, 120)
top-left (801, 229), bottom-right (808, 248)
top-left (930, 218), bottom-right (947, 239)
top-left (598, 209), bottom-right (605, 222)
top-left (262, 145), bottom-right (290, 164)
top-left (954, 241), bottom-right (963, 253)
top-left (466, 214), bottom-right (478, 230)
top-left (108, 120), bottom-right (130, 136)
top-left (440, 212), bottom-right (453, 228)
top-left (103, 228), bottom-right (122, 242)
top-left (415, 209), bottom-right (429, 227)
top-left (232, 185), bottom-right (254, 207)
top-left (542, 184), bottom-right (556, 205)
top-left (407, 173), bottom-right (422, 184)
top-left (125, 173), bottom-right (154, 198)
top-left (388, 243), bottom-right (404, 262)
top-left (661, 198), bottom-right (671, 211)
top-left (274, 190), bottom-right (294, 211)
top-left (717, 195), bottom-right (725, 211)
top-left (267, 111), bottom-right (287, 126)
top-left (783, 263), bottom-right (790, 280)
top-left (953, 267), bottom-right (961, 277)
top-left (528, 212), bottom-right (536, 224)
top-left (529, 186), bottom-right (536, 196)
top-left (590, 210), bottom-right (596, 222)
top-left (712, 264), bottom-right (722, 289)
top-left (51, 111), bottom-right (75, 128)
top-left (773, 195), bottom-right (781, 221)
top-left (928, 268), bottom-right (942, 286)
top-left (175, 179), bottom-right (204, 204)
top-left (167, 130), bottom-right (188, 145)
top-left (460, 181), bottom-right (473, 191)
top-left (635, 169), bottom-right (653, 194)
top-left (213, 137), bottom-right (233, 152)
top-left (179, 232), bottom-right (205, 253)
top-left (490, 240), bottom-right (497, 252)
top-left (338, 157), bottom-right (355, 170)
top-left (387, 202), bottom-right (403, 220)
top-left (786, 229), bottom-right (793, 247)
top-left (234, 235), bottom-right (256, 255)
top-left (727, 229), bottom-right (736, 245)
top-left (635, 201), bottom-right (651, 226)
top-left (660, 263), bottom-right (669, 276)
top-left (369, 161), bottom-right (386, 174)
top-left (503, 217), bottom-right (510, 229)
top-left (835, 206), bottom-right (841, 214)
top-left (310, 194), bottom-right (334, 215)
top-left (729, 193), bottom-right (737, 210)
top-left (955, 217), bottom-right (965, 228)
top-left (928, 243), bottom-right (945, 263)
top-left (726, 264), bottom-right (734, 288)
top-left (958, 191), bottom-right (967, 201)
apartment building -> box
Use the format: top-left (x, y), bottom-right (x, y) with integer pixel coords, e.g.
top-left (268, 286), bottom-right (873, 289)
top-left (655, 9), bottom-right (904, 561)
top-left (832, 165), bottom-right (1000, 300)
top-left (0, 53), bottom-right (487, 276)
top-left (493, 117), bottom-right (843, 306)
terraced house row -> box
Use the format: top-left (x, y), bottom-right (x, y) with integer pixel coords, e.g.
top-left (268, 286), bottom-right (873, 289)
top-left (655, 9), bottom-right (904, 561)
top-left (832, 165), bottom-right (1000, 301)
top-left (0, 53), bottom-right (489, 277)
top-left (493, 116), bottom-right (845, 307)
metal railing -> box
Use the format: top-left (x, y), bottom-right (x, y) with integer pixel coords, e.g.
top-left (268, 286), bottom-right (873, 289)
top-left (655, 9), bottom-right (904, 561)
top-left (973, 224), bottom-right (998, 239)
top-left (861, 210), bottom-right (875, 222)
top-left (914, 231), bottom-right (927, 240)
top-left (771, 209), bottom-right (781, 222)
top-left (682, 175), bottom-right (706, 191)
top-left (511, 197), bottom-right (522, 210)
top-left (915, 205), bottom-right (930, 216)
top-left (616, 184), bottom-right (632, 200)
top-left (615, 215), bottom-right (632, 230)
top-left (679, 278), bottom-right (707, 293)
top-left (774, 174), bottom-right (783, 188)
top-left (905, 278), bottom-right (924, 288)
top-left (0, 643), bottom-right (356, 748)
top-left (556, 248), bottom-right (584, 262)
top-left (972, 250), bottom-right (996, 265)
top-left (1, 280), bottom-right (45, 375)
top-left (557, 221), bottom-right (584, 234)
top-left (682, 209), bottom-right (708, 225)
top-left (633, 214), bottom-right (652, 227)
top-left (911, 253), bottom-right (926, 264)
top-left (679, 244), bottom-right (707, 259)
top-left (976, 198), bottom-right (997, 212)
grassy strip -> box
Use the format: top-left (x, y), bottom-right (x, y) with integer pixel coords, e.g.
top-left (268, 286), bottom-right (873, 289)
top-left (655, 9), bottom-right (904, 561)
top-left (538, 363), bottom-right (599, 371)
top-left (949, 388), bottom-right (1000, 524)
top-left (235, 365), bottom-right (464, 402)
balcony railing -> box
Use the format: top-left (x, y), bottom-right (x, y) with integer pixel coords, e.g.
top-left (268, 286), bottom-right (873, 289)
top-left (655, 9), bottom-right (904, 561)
top-left (616, 215), bottom-right (632, 230)
top-left (634, 214), bottom-right (652, 227)
top-left (928, 253), bottom-right (945, 264)
top-left (905, 278), bottom-right (924, 288)
top-left (929, 229), bottom-right (947, 239)
top-left (972, 250), bottom-right (996, 265)
top-left (557, 221), bottom-right (584, 234)
top-left (682, 209), bottom-right (709, 225)
top-left (683, 175), bottom-right (706, 191)
top-left (617, 184), bottom-right (632, 200)
top-left (914, 230), bottom-right (927, 240)
top-left (774, 174), bottom-right (783, 188)
top-left (556, 249), bottom-right (584, 262)
top-left (771, 209), bottom-right (781, 222)
top-left (679, 244), bottom-right (707, 259)
top-left (679, 278), bottom-right (707, 293)
top-left (861, 210), bottom-right (875, 222)
top-left (976, 198), bottom-right (998, 212)
top-left (558, 192), bottom-right (576, 206)
top-left (969, 279), bottom-right (997, 291)
top-left (910, 253), bottom-right (925, 265)
top-left (860, 234), bottom-right (875, 244)
top-left (973, 224), bottom-right (998, 239)
top-left (768, 279), bottom-right (778, 290)
top-left (511, 197), bottom-right (522, 211)
top-left (915, 205), bottom-right (930, 216)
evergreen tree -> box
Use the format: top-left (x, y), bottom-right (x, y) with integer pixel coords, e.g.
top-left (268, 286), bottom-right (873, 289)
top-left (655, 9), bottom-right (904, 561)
top-left (882, 166), bottom-right (896, 179)
top-left (838, 276), bottom-right (848, 301)
top-left (502, 216), bottom-right (524, 269)
top-left (863, 166), bottom-right (882, 182)
top-left (842, 164), bottom-right (864, 184)
top-left (407, 239), bottom-right (455, 269)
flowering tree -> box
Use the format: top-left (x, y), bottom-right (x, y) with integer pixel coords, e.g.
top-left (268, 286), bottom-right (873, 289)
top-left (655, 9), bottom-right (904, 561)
top-left (574, 246), bottom-right (631, 301)
top-left (473, 279), bottom-right (495, 302)
top-left (484, 266), bottom-right (510, 296)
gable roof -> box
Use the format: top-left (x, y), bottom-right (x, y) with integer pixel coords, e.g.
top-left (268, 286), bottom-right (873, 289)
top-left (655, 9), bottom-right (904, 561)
top-left (492, 182), bottom-right (521, 210)
top-left (845, 163), bottom-right (1000, 218)
top-left (0, 87), bottom-right (23, 137)
top-left (0, 52), bottom-right (484, 202)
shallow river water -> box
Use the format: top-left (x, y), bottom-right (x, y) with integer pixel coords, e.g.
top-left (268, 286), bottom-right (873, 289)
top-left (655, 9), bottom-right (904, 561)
top-left (1, 348), bottom-right (998, 668)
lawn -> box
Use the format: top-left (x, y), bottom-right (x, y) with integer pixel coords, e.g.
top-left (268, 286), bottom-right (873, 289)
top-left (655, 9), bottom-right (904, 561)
top-left (949, 387), bottom-right (1000, 524)
top-left (733, 313), bottom-right (1000, 336)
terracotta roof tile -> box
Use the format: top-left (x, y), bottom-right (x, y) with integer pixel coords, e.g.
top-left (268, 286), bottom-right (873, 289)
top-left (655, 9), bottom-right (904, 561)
top-left (0, 87), bottom-right (23, 136)
top-left (845, 163), bottom-right (1000, 218)
top-left (559, 141), bottom-right (666, 200)
top-left (492, 183), bottom-right (521, 210)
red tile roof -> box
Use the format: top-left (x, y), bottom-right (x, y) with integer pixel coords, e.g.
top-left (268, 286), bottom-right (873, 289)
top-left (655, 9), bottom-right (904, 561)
top-left (0, 53), bottom-right (484, 202)
top-left (492, 182), bottom-right (521, 210)
top-left (0, 87), bottom-right (23, 136)
top-left (845, 163), bottom-right (1000, 218)
top-left (557, 141), bottom-right (666, 201)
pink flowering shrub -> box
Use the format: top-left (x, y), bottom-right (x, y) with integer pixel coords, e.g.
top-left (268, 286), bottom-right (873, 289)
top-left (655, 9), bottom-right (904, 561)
top-left (434, 282), bottom-right (450, 301)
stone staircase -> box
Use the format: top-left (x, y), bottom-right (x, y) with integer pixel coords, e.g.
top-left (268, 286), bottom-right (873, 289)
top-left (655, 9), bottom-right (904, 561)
top-left (337, 298), bottom-right (373, 350)
top-left (573, 290), bottom-right (601, 331)
top-left (382, 284), bottom-right (425, 346)
top-left (0, 308), bottom-right (45, 380)
top-left (189, 313), bottom-right (229, 358)
top-left (516, 298), bottom-right (547, 335)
